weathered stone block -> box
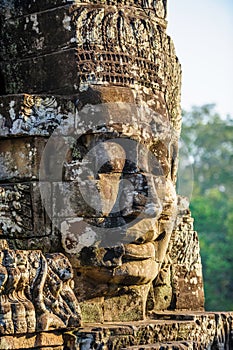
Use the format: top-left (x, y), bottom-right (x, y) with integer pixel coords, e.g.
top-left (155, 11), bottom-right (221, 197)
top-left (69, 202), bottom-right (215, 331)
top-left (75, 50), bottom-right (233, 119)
top-left (79, 299), bottom-right (105, 323)
top-left (52, 172), bottom-right (164, 219)
top-left (7, 234), bottom-right (61, 253)
top-left (0, 332), bottom-right (63, 349)
top-left (0, 182), bottom-right (52, 240)
top-left (121, 342), bottom-right (194, 349)
top-left (102, 284), bottom-right (151, 322)
top-left (0, 2), bottom-right (177, 102)
top-left (0, 0), bottom-right (167, 22)
top-left (0, 0), bottom-right (73, 18)
top-left (0, 137), bottom-right (46, 181)
top-left (52, 181), bottom-right (100, 218)
top-left (67, 313), bottom-right (232, 349)
top-left (0, 49), bottom-right (78, 94)
top-left (171, 264), bottom-right (205, 311)
top-left (0, 6), bottom-right (75, 60)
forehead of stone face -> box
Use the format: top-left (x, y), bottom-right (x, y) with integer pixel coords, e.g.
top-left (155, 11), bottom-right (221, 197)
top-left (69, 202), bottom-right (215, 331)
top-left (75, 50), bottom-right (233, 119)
top-left (77, 102), bottom-right (171, 140)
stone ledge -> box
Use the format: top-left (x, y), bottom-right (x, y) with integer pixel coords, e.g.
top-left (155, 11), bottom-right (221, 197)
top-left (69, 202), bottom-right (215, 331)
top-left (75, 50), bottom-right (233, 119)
top-left (69, 312), bottom-right (233, 350)
top-left (0, 305), bottom-right (232, 349)
top-left (121, 341), bottom-right (195, 350)
top-left (0, 332), bottom-right (63, 350)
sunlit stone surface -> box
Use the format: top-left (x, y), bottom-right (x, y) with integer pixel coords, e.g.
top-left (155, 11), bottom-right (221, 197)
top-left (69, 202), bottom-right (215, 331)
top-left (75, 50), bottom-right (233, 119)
top-left (0, 0), bottom-right (232, 348)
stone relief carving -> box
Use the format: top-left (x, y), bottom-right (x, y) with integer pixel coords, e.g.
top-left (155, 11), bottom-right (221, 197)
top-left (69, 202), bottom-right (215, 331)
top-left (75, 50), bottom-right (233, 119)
top-left (11, 95), bottom-right (61, 134)
top-left (0, 95), bottom-right (183, 322)
top-left (0, 248), bottom-right (81, 334)
top-left (0, 95), bottom-right (73, 137)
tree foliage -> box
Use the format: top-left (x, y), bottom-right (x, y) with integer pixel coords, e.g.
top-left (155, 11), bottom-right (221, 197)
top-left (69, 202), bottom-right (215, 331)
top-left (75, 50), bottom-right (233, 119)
top-left (180, 104), bottom-right (233, 311)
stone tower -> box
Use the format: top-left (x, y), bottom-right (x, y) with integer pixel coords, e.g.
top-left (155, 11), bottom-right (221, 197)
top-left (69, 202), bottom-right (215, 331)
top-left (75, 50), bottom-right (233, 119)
top-left (0, 0), bottom-right (232, 348)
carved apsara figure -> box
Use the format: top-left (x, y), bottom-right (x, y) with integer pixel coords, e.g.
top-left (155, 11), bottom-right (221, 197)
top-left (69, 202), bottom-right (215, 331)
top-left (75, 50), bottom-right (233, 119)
top-left (0, 249), bottom-right (81, 334)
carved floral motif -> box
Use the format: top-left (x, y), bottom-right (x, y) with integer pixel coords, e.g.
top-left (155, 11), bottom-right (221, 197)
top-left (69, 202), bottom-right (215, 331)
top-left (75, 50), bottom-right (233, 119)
top-left (10, 95), bottom-right (63, 135)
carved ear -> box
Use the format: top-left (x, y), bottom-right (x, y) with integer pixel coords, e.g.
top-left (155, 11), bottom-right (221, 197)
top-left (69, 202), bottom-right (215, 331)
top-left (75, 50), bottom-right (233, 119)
top-left (170, 142), bottom-right (179, 183)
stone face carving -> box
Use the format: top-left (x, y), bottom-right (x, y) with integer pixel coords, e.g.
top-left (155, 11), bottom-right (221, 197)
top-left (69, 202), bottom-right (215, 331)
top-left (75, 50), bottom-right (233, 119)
top-left (0, 95), bottom-right (183, 321)
top-left (55, 103), bottom-right (179, 321)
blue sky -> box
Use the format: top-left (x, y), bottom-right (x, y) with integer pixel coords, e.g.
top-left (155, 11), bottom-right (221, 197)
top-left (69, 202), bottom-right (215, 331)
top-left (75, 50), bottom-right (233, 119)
top-left (167, 0), bottom-right (233, 117)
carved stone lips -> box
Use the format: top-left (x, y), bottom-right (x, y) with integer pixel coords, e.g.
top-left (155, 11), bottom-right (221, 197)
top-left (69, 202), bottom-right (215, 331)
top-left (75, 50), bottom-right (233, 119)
top-left (123, 242), bottom-right (156, 261)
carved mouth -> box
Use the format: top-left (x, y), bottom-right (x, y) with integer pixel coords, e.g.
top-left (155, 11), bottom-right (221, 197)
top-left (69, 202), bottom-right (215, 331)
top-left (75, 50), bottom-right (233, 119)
top-left (77, 242), bottom-right (158, 286)
top-left (123, 242), bottom-right (156, 261)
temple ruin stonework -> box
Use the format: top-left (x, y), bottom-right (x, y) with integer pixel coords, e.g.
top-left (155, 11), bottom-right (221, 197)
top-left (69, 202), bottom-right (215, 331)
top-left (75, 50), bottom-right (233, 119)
top-left (0, 0), bottom-right (232, 349)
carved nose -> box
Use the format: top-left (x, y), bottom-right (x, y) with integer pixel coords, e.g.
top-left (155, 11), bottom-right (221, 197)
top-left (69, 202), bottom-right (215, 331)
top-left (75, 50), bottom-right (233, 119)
top-left (93, 142), bottom-right (126, 216)
top-left (94, 141), bottom-right (126, 174)
top-left (98, 172), bottom-right (122, 216)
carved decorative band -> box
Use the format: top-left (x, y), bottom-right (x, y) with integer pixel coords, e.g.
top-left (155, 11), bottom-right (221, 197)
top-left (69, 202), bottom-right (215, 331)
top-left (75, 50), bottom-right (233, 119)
top-left (73, 0), bottom-right (167, 18)
top-left (76, 50), bottom-right (163, 91)
top-left (70, 5), bottom-right (171, 91)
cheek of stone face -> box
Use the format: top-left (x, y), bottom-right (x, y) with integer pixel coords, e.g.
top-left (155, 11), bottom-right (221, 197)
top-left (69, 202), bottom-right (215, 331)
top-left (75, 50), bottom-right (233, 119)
top-left (124, 178), bottom-right (177, 245)
top-left (118, 174), bottom-right (164, 220)
top-left (155, 179), bottom-right (178, 262)
top-left (61, 219), bottom-right (98, 256)
top-left (123, 217), bottom-right (158, 243)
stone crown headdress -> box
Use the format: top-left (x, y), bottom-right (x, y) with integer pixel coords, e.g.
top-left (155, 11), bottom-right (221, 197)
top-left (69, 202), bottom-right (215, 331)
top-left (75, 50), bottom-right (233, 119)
top-left (0, 0), bottom-right (181, 131)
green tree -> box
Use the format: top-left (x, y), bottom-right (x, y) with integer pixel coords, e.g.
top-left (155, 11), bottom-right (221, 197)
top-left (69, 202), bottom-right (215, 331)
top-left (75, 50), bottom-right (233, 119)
top-left (180, 104), bottom-right (233, 310)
